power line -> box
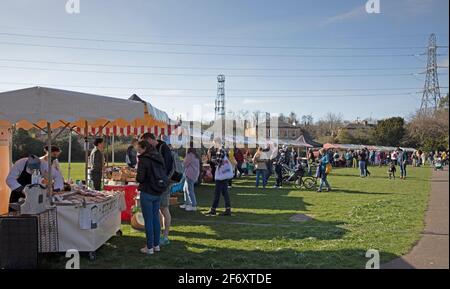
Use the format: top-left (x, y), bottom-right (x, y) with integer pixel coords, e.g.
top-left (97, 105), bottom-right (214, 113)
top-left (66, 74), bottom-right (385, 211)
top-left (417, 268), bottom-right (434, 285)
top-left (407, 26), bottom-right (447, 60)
top-left (0, 58), bottom-right (427, 72)
top-left (0, 81), bottom-right (443, 92)
top-left (0, 41), bottom-right (424, 58)
top-left (0, 32), bottom-right (435, 50)
top-left (0, 65), bottom-right (433, 78)
top-left (1, 25), bottom-right (448, 43)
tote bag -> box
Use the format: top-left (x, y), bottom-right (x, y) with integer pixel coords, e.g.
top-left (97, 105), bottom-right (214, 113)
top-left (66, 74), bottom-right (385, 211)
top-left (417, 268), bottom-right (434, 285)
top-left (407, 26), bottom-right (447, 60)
top-left (215, 157), bottom-right (234, 181)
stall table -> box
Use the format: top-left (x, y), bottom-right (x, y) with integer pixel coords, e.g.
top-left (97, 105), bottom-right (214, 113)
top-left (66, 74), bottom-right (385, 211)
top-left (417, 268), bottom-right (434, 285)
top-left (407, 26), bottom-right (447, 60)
top-left (47, 189), bottom-right (125, 260)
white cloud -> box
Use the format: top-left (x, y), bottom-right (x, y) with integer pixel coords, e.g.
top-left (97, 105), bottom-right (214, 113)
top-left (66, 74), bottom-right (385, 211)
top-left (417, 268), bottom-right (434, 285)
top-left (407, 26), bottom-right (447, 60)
top-left (321, 5), bottom-right (366, 27)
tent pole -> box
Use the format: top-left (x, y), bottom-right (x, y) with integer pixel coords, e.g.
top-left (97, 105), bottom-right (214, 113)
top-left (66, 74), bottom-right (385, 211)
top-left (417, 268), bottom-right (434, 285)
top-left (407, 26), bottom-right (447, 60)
top-left (68, 129), bottom-right (72, 181)
top-left (112, 134), bottom-right (115, 165)
top-left (84, 121), bottom-right (88, 185)
top-left (46, 122), bottom-right (52, 200)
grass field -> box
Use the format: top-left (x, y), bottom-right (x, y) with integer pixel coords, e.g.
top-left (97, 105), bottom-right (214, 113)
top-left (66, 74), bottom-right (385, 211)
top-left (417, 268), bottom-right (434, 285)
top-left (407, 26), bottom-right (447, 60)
top-left (42, 163), bottom-right (432, 269)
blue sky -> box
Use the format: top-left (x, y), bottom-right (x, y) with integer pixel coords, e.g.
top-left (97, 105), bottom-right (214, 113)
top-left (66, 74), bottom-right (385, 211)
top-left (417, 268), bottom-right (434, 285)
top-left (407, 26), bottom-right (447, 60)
top-left (0, 0), bottom-right (448, 122)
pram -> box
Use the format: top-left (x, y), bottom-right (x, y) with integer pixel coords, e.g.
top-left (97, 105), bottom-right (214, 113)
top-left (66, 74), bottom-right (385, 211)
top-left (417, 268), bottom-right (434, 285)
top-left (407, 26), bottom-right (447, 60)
top-left (170, 175), bottom-right (186, 195)
top-left (434, 158), bottom-right (444, 171)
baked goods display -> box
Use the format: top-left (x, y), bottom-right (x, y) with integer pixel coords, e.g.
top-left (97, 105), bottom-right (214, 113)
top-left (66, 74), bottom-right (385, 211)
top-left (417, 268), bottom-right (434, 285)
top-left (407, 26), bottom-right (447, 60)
top-left (105, 166), bottom-right (137, 183)
top-left (53, 186), bottom-right (119, 205)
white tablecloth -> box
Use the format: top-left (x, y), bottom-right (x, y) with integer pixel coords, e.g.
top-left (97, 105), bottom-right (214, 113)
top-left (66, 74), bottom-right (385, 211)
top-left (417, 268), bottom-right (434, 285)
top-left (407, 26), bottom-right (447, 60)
top-left (56, 192), bottom-right (124, 252)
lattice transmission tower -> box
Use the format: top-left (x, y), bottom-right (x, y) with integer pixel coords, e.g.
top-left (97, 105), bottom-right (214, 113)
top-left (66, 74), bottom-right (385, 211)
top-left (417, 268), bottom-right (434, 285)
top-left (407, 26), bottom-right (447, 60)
top-left (420, 33), bottom-right (442, 113)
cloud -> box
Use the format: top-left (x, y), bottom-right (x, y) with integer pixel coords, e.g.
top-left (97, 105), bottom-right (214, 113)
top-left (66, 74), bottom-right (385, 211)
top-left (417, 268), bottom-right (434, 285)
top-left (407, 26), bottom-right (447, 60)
top-left (321, 5), bottom-right (366, 27)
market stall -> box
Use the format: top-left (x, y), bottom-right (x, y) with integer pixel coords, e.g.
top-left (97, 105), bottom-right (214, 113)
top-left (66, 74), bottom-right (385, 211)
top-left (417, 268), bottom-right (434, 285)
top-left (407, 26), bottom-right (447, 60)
top-left (0, 86), bottom-right (149, 258)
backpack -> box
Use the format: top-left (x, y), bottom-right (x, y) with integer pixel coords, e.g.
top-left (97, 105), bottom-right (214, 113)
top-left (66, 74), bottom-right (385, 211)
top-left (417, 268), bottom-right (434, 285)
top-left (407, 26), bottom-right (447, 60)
top-left (147, 151), bottom-right (170, 194)
top-left (170, 150), bottom-right (184, 182)
top-left (158, 142), bottom-right (175, 178)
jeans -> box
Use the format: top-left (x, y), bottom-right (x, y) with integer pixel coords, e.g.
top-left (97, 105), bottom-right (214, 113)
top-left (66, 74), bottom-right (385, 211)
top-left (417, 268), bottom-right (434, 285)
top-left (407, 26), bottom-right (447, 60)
top-left (359, 161), bottom-right (366, 177)
top-left (183, 177), bottom-right (197, 207)
top-left (319, 174), bottom-right (331, 191)
top-left (255, 169), bottom-right (268, 188)
top-left (140, 192), bottom-right (161, 249)
top-left (212, 179), bottom-right (231, 209)
top-left (399, 163), bottom-right (407, 178)
top-left (275, 164), bottom-right (283, 187)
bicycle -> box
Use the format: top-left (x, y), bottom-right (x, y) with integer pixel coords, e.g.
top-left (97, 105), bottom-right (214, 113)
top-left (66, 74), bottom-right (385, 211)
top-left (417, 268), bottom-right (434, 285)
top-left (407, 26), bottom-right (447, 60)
top-left (281, 164), bottom-right (317, 190)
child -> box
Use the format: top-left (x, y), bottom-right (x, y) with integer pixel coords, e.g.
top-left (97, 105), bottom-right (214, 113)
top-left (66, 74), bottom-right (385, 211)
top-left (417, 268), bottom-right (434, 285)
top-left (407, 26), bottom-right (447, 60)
top-left (388, 162), bottom-right (396, 180)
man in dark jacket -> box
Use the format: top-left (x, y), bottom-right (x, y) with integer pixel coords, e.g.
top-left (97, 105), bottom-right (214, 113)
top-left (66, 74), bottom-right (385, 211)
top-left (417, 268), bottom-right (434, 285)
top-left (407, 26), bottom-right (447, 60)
top-left (126, 138), bottom-right (138, 168)
top-left (139, 132), bottom-right (173, 246)
top-left (89, 138), bottom-right (104, 190)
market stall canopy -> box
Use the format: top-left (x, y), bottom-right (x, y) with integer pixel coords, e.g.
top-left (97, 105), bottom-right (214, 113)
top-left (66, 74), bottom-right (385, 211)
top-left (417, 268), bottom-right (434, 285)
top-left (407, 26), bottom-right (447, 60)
top-left (323, 143), bottom-right (416, 152)
top-left (129, 94), bottom-right (170, 124)
top-left (0, 87), bottom-right (146, 129)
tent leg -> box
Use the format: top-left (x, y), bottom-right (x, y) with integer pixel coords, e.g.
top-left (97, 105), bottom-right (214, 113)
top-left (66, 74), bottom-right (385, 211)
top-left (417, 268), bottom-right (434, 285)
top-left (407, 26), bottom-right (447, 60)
top-left (68, 129), bottom-right (72, 181)
top-left (111, 134), bottom-right (114, 165)
top-left (84, 121), bottom-right (88, 185)
top-left (46, 122), bottom-right (52, 201)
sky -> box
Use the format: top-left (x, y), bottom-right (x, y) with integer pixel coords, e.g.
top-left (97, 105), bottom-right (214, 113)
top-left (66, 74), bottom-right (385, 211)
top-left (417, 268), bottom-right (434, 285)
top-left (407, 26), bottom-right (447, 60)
top-left (0, 0), bottom-right (448, 123)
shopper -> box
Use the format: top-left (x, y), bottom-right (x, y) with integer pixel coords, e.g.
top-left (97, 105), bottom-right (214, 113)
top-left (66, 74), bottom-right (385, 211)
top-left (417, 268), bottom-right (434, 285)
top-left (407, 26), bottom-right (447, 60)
top-left (140, 132), bottom-right (174, 246)
top-left (273, 147), bottom-right (284, 188)
top-left (358, 149), bottom-right (367, 177)
top-left (316, 148), bottom-right (331, 192)
top-left (206, 137), bottom-right (232, 216)
top-left (89, 138), bottom-right (105, 190)
top-left (136, 140), bottom-right (166, 255)
top-left (234, 147), bottom-right (244, 177)
top-left (125, 138), bottom-right (138, 168)
top-left (207, 144), bottom-right (218, 181)
top-left (253, 147), bottom-right (268, 189)
top-left (397, 148), bottom-right (408, 180)
top-left (181, 148), bottom-right (200, 211)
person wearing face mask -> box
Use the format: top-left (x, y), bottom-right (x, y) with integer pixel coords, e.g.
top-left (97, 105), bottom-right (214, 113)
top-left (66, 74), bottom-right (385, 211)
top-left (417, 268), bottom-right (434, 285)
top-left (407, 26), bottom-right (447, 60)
top-left (40, 145), bottom-right (64, 189)
top-left (6, 154), bottom-right (64, 205)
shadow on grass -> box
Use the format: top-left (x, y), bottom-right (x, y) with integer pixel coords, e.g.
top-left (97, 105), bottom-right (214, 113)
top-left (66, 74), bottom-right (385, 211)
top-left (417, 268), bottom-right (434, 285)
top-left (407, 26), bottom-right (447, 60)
top-left (39, 233), bottom-right (399, 269)
top-left (170, 215), bottom-right (348, 241)
top-left (330, 188), bottom-right (393, 196)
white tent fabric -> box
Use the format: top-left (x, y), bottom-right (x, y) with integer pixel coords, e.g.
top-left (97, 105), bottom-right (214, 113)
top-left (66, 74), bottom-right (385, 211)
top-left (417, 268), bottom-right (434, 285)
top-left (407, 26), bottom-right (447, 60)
top-left (0, 86), bottom-right (145, 124)
top-left (146, 101), bottom-right (170, 124)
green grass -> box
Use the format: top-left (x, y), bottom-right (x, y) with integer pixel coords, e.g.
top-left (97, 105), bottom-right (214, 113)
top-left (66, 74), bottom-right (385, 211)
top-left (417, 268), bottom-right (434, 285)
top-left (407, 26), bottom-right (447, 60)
top-left (42, 163), bottom-right (432, 269)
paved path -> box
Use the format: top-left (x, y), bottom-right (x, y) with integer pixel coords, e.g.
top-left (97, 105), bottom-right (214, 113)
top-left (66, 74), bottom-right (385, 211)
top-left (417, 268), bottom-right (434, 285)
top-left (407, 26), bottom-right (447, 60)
top-left (383, 168), bottom-right (449, 269)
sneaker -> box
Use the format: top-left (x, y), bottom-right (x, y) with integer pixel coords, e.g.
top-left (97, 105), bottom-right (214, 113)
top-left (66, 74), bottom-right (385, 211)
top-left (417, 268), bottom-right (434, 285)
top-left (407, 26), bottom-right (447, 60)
top-left (219, 209), bottom-right (232, 216)
top-left (228, 186), bottom-right (232, 189)
top-left (179, 204), bottom-right (187, 209)
top-left (185, 205), bottom-right (197, 212)
top-left (272, 185), bottom-right (279, 188)
top-left (154, 245), bottom-right (161, 252)
top-left (160, 237), bottom-right (170, 246)
top-left (140, 247), bottom-right (154, 255)
top-left (205, 209), bottom-right (217, 216)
